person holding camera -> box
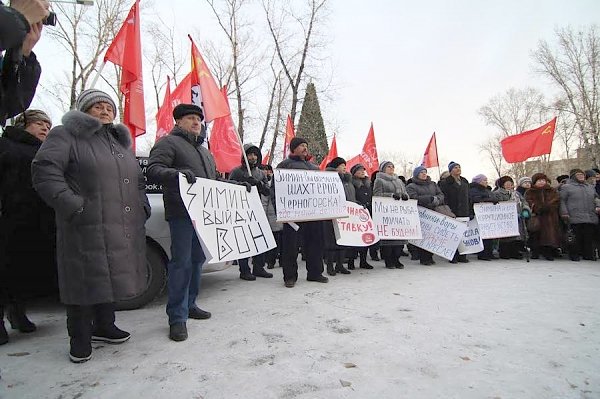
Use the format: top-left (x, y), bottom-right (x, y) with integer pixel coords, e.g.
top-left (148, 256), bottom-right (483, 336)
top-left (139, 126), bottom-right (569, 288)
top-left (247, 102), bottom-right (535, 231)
top-left (0, 0), bottom-right (49, 125)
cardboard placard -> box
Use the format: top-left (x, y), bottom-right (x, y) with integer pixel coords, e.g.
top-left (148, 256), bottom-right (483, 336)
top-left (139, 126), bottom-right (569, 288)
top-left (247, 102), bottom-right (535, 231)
top-left (457, 217), bottom-right (484, 255)
top-left (409, 206), bottom-right (467, 260)
top-left (333, 201), bottom-right (380, 246)
top-left (371, 197), bottom-right (422, 240)
top-left (473, 202), bottom-right (519, 239)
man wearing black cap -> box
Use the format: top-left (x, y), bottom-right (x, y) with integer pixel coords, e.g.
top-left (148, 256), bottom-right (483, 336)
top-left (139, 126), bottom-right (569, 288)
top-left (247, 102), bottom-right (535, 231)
top-left (439, 161), bottom-right (470, 263)
top-left (276, 137), bottom-right (328, 287)
top-left (147, 103), bottom-right (218, 342)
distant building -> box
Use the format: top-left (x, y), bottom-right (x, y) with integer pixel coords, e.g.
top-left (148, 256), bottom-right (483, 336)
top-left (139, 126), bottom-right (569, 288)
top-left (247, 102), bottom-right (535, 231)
top-left (525, 147), bottom-right (597, 185)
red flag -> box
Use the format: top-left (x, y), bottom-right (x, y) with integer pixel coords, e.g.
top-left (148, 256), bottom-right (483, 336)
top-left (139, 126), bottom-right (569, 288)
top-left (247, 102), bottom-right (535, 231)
top-left (263, 150), bottom-right (271, 166)
top-left (104, 0), bottom-right (145, 139)
top-left (155, 77), bottom-right (174, 141)
top-left (319, 135), bottom-right (338, 170)
top-left (171, 72), bottom-right (192, 107)
top-left (210, 86), bottom-right (242, 173)
top-left (282, 115), bottom-right (295, 156)
top-left (421, 132), bottom-right (439, 168)
top-left (345, 123), bottom-right (379, 175)
top-left (189, 36), bottom-right (230, 122)
top-left (500, 117), bottom-right (557, 163)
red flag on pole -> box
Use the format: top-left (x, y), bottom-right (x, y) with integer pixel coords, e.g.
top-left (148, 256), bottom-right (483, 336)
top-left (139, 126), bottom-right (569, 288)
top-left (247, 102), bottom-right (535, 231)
top-left (171, 72), bottom-right (192, 107)
top-left (189, 36), bottom-right (230, 122)
top-left (282, 115), bottom-right (295, 157)
top-left (421, 132), bottom-right (439, 168)
top-left (155, 76), bottom-right (173, 141)
top-left (319, 135), bottom-right (338, 170)
top-left (345, 123), bottom-right (379, 176)
top-left (209, 86), bottom-right (241, 173)
top-left (500, 117), bottom-right (557, 163)
top-left (263, 150), bottom-right (271, 166)
top-left (104, 0), bottom-right (145, 141)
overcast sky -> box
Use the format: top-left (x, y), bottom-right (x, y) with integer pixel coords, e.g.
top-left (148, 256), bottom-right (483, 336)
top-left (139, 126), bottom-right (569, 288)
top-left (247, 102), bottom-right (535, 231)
top-left (31, 0), bottom-right (599, 179)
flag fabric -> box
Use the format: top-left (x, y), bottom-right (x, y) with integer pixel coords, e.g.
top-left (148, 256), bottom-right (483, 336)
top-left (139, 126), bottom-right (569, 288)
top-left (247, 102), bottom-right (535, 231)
top-left (155, 76), bottom-right (173, 141)
top-left (282, 115), bottom-right (295, 157)
top-left (319, 135), bottom-right (338, 170)
top-left (263, 150), bottom-right (271, 166)
top-left (345, 123), bottom-right (379, 176)
top-left (104, 0), bottom-right (145, 138)
top-left (500, 117), bottom-right (557, 163)
top-left (421, 132), bottom-right (439, 168)
top-left (209, 85), bottom-right (241, 173)
top-left (171, 72), bottom-right (192, 107)
top-left (189, 36), bottom-right (230, 122)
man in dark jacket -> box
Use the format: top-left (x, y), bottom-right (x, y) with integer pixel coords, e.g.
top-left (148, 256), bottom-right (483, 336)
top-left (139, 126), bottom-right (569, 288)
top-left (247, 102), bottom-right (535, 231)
top-left (0, 0), bottom-right (47, 125)
top-left (439, 161), bottom-right (470, 263)
top-left (349, 164), bottom-right (374, 269)
top-left (229, 144), bottom-right (273, 280)
top-left (276, 137), bottom-right (328, 287)
top-left (148, 104), bottom-right (216, 342)
top-left (0, 109), bottom-right (55, 345)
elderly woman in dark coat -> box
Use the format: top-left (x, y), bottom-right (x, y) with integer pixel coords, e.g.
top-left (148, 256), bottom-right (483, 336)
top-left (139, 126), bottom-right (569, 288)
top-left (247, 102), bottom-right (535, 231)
top-left (373, 161), bottom-right (410, 269)
top-left (469, 174), bottom-right (498, 261)
top-left (32, 89), bottom-right (150, 363)
top-left (0, 110), bottom-right (56, 345)
top-left (349, 163), bottom-right (374, 269)
top-left (491, 176), bottom-right (530, 259)
top-left (525, 173), bottom-right (561, 260)
top-left (406, 166), bottom-right (445, 266)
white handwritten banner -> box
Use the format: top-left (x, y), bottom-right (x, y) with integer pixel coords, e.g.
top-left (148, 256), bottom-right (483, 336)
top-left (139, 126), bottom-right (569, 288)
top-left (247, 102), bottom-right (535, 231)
top-left (473, 202), bottom-right (519, 239)
top-left (179, 175), bottom-right (276, 264)
top-left (274, 169), bottom-right (348, 222)
top-left (457, 217), bottom-right (484, 255)
top-left (408, 206), bottom-right (467, 260)
top-left (371, 197), bottom-right (422, 240)
top-left (333, 201), bottom-right (380, 246)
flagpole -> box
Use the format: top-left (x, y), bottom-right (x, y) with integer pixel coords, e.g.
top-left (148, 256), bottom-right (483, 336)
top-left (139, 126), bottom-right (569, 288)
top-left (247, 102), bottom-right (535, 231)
top-left (89, 61), bottom-right (107, 89)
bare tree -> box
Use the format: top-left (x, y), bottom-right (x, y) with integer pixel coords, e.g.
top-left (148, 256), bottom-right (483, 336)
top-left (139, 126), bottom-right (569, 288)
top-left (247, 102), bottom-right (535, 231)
top-left (47, 0), bottom-right (130, 110)
top-left (533, 25), bottom-right (600, 166)
top-left (479, 134), bottom-right (507, 178)
top-left (263, 0), bottom-right (328, 125)
top-left (258, 59), bottom-right (281, 151)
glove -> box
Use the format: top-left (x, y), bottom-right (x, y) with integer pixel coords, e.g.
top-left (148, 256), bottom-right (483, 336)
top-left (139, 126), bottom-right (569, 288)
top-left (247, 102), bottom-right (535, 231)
top-left (180, 169), bottom-right (196, 184)
top-left (492, 200), bottom-right (499, 205)
top-left (520, 209), bottom-right (531, 219)
top-left (431, 196), bottom-right (440, 207)
top-left (392, 193), bottom-right (401, 200)
top-left (242, 182), bottom-right (252, 192)
top-left (258, 182), bottom-right (271, 196)
top-left (246, 176), bottom-right (260, 186)
top-left (401, 193), bottom-right (409, 201)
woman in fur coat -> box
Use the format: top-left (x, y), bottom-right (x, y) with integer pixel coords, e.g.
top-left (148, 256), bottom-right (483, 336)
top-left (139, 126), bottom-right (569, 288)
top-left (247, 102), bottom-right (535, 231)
top-left (524, 173), bottom-right (561, 260)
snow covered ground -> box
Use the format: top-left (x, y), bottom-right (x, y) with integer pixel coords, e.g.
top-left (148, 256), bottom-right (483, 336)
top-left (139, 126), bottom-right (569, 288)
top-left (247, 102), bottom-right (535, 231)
top-left (1, 257), bottom-right (599, 399)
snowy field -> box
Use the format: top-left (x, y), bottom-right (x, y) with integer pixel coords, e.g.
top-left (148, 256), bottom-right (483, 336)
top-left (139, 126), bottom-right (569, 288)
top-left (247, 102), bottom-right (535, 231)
top-left (1, 258), bottom-right (599, 399)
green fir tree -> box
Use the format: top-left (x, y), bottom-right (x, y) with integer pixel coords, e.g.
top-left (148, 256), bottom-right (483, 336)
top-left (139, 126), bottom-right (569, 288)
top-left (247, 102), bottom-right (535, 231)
top-left (297, 82), bottom-right (329, 162)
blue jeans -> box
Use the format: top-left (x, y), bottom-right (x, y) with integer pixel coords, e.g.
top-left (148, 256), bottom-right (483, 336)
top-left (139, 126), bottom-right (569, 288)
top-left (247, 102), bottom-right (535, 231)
top-left (166, 217), bottom-right (205, 325)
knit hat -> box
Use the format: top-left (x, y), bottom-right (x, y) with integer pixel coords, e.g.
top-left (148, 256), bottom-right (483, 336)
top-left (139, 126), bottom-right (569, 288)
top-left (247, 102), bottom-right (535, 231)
top-left (557, 174), bottom-right (569, 183)
top-left (173, 104), bottom-right (204, 121)
top-left (327, 157), bottom-right (346, 169)
top-left (497, 175), bottom-right (514, 189)
top-left (289, 137), bottom-right (308, 152)
top-left (569, 168), bottom-right (584, 178)
top-left (585, 169), bottom-right (597, 179)
top-left (471, 174), bottom-right (487, 184)
top-left (517, 176), bottom-right (532, 186)
top-left (448, 161), bottom-right (460, 172)
top-left (412, 165), bottom-right (427, 179)
top-left (531, 173), bottom-right (549, 185)
top-left (350, 164), bottom-right (365, 176)
top-left (76, 89), bottom-right (117, 114)
top-left (14, 109), bottom-right (52, 129)
top-left (379, 161), bottom-right (394, 172)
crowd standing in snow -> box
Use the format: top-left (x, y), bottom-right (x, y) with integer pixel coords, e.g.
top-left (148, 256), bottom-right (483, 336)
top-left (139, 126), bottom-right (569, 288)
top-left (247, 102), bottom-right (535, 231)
top-left (2, 94), bottom-right (600, 362)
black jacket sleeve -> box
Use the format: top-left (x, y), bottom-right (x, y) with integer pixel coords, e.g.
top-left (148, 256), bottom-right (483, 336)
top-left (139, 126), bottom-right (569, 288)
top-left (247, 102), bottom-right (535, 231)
top-left (0, 4), bottom-right (29, 52)
top-left (1, 50), bottom-right (41, 122)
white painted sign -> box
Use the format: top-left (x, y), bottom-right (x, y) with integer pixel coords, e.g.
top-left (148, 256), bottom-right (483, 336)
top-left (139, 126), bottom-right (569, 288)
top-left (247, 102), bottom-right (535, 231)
top-left (333, 201), bottom-right (380, 246)
top-left (274, 169), bottom-right (348, 222)
top-left (457, 217), bottom-right (484, 255)
top-left (473, 202), bottom-right (519, 239)
top-left (371, 197), bottom-right (422, 240)
top-left (409, 206), bottom-right (467, 260)
top-left (179, 175), bottom-right (276, 264)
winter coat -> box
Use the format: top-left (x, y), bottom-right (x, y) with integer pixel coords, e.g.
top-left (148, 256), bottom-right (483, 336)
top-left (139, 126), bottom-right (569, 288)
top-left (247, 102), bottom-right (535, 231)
top-left (352, 176), bottom-right (372, 210)
top-left (325, 167), bottom-right (355, 203)
top-left (373, 172), bottom-right (408, 246)
top-left (406, 177), bottom-right (445, 210)
top-left (31, 110), bottom-right (149, 306)
top-left (276, 155), bottom-right (319, 171)
top-left (469, 183), bottom-right (495, 217)
top-left (525, 184), bottom-right (561, 248)
top-left (147, 126), bottom-right (218, 221)
top-left (0, 126), bottom-right (56, 297)
top-left (261, 179), bottom-right (282, 232)
top-left (559, 179), bottom-right (599, 225)
top-left (439, 175), bottom-right (470, 217)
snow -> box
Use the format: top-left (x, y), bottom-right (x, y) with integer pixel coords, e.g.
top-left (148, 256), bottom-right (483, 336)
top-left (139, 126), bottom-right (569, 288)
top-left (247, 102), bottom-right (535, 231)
top-left (1, 258), bottom-right (599, 398)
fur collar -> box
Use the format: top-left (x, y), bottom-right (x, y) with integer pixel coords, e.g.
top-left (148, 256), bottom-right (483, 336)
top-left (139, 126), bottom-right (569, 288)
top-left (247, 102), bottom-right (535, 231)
top-left (61, 110), bottom-right (132, 149)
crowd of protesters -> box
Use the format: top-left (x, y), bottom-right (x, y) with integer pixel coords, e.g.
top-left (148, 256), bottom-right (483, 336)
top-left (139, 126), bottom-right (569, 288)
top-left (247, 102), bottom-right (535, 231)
top-left (2, 88), bottom-right (600, 362)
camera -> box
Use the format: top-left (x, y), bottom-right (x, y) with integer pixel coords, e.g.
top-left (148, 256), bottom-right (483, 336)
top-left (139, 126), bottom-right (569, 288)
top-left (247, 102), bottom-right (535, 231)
top-left (43, 10), bottom-right (56, 26)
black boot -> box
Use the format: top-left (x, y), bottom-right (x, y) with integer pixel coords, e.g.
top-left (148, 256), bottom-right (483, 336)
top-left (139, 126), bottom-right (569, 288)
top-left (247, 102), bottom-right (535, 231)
top-left (91, 303), bottom-right (130, 344)
top-left (7, 303), bottom-right (36, 333)
top-left (252, 266), bottom-right (273, 278)
top-left (335, 263), bottom-right (351, 274)
top-left (1, 306), bottom-right (8, 345)
top-left (326, 261), bottom-right (336, 276)
top-left (67, 305), bottom-right (93, 363)
top-left (347, 258), bottom-right (355, 270)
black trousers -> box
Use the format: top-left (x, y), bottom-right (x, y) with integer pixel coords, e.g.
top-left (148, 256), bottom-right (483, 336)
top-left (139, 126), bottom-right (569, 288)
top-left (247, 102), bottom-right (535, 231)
top-left (281, 221), bottom-right (324, 281)
top-left (264, 230), bottom-right (281, 266)
top-left (66, 303), bottom-right (116, 343)
top-left (418, 247), bottom-right (433, 263)
top-left (569, 223), bottom-right (596, 260)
